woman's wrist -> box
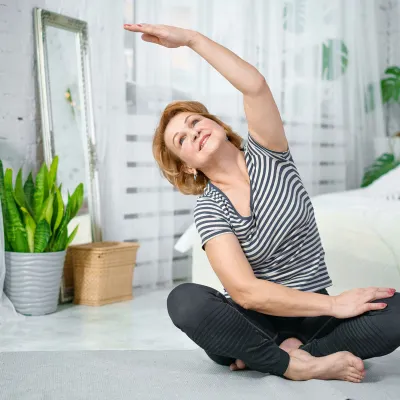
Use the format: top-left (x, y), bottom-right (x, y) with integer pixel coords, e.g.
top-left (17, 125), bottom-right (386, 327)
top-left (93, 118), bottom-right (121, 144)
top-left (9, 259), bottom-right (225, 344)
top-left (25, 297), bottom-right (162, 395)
top-left (186, 30), bottom-right (202, 48)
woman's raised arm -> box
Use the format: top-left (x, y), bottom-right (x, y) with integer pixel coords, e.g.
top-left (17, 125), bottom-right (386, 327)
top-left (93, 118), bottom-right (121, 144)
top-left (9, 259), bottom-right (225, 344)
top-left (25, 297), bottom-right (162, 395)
top-left (124, 23), bottom-right (287, 151)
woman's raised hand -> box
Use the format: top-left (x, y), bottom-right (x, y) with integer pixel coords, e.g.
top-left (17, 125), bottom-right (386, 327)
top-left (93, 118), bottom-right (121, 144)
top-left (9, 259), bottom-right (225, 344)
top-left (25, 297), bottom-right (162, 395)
top-left (123, 23), bottom-right (197, 48)
top-left (331, 287), bottom-right (396, 319)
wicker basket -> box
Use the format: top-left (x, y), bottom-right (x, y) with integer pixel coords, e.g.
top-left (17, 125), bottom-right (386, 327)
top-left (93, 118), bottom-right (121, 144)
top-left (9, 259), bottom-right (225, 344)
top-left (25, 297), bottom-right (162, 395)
top-left (70, 241), bottom-right (140, 306)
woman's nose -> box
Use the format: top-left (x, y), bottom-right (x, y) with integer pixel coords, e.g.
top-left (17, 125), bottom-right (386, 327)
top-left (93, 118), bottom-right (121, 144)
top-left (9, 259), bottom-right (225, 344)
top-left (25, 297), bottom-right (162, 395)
top-left (190, 130), bottom-right (199, 141)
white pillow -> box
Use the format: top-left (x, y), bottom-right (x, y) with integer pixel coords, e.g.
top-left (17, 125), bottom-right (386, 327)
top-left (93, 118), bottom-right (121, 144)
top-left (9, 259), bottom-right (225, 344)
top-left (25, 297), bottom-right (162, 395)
top-left (364, 164), bottom-right (400, 201)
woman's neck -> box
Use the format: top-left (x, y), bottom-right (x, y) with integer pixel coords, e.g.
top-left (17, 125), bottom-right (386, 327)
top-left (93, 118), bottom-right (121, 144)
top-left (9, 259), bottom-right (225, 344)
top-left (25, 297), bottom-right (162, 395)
top-left (202, 145), bottom-right (249, 190)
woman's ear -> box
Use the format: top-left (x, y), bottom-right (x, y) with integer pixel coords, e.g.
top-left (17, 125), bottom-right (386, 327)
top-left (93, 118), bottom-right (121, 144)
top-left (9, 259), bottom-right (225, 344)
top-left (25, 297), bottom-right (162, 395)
top-left (183, 165), bottom-right (197, 176)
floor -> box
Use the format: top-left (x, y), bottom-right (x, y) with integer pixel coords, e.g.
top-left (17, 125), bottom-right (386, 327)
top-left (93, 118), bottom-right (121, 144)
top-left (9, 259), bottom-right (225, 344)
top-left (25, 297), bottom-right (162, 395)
top-left (0, 284), bottom-right (198, 352)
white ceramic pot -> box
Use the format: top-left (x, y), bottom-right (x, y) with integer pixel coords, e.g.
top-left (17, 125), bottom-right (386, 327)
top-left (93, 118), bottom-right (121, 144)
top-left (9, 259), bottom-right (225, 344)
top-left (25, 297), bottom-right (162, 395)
top-left (4, 251), bottom-right (66, 316)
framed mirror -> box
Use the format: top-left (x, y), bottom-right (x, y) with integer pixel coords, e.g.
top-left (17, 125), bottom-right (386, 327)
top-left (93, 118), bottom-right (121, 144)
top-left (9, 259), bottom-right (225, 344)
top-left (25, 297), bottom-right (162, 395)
top-left (34, 9), bottom-right (102, 301)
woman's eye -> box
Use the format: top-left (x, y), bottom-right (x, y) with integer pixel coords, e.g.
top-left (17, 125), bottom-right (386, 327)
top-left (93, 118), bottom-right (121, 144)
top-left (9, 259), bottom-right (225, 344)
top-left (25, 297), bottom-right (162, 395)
top-left (179, 136), bottom-right (186, 145)
top-left (192, 119), bottom-right (199, 126)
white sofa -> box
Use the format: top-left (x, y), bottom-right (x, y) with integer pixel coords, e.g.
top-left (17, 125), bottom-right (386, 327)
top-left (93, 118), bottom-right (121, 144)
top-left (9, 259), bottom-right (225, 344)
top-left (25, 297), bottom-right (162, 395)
top-left (175, 166), bottom-right (400, 295)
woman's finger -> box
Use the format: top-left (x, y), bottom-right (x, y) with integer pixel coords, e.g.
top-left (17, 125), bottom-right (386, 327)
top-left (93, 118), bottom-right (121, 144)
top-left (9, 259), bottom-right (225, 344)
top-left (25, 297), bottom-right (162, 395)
top-left (141, 33), bottom-right (160, 44)
top-left (124, 23), bottom-right (157, 34)
top-left (123, 24), bottom-right (144, 32)
top-left (368, 288), bottom-right (395, 301)
top-left (127, 23), bottom-right (164, 38)
top-left (367, 302), bottom-right (387, 312)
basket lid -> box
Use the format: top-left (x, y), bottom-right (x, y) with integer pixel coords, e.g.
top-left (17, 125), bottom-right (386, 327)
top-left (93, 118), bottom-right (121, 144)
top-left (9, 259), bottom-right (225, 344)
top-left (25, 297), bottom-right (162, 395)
top-left (68, 241), bottom-right (140, 252)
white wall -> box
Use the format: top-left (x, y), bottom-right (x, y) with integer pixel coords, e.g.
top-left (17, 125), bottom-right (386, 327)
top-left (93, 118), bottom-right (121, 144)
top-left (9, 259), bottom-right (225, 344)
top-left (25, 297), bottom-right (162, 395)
top-left (0, 0), bottom-right (127, 241)
top-left (0, 0), bottom-right (190, 284)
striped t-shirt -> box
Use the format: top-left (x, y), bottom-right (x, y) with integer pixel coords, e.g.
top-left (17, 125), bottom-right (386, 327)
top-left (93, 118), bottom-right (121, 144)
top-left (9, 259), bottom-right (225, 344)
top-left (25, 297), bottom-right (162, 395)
top-left (194, 133), bottom-right (332, 294)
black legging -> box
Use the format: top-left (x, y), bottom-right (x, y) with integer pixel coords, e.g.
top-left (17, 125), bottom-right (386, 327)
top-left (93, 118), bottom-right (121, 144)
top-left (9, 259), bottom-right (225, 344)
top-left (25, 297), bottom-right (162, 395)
top-left (167, 283), bottom-right (400, 376)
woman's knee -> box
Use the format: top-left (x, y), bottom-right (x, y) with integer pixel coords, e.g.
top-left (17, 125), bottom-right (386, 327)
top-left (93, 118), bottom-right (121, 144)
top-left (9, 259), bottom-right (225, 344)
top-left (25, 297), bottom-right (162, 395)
top-left (205, 351), bottom-right (235, 367)
top-left (387, 293), bottom-right (400, 344)
top-left (167, 283), bottom-right (221, 331)
top-left (374, 292), bottom-right (400, 347)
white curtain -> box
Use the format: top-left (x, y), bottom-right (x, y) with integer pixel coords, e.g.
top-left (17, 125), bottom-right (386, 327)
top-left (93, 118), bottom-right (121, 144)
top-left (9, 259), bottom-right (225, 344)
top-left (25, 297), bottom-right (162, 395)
top-left (380, 0), bottom-right (400, 137)
top-left (125, 0), bottom-right (386, 285)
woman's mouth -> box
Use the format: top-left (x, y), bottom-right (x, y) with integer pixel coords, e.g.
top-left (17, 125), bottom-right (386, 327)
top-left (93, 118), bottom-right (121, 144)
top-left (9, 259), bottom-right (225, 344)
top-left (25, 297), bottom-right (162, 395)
top-left (199, 134), bottom-right (210, 150)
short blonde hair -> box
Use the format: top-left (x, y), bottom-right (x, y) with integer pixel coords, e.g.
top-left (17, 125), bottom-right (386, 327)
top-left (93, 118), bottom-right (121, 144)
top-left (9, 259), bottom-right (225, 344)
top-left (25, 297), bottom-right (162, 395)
top-left (152, 100), bottom-right (243, 195)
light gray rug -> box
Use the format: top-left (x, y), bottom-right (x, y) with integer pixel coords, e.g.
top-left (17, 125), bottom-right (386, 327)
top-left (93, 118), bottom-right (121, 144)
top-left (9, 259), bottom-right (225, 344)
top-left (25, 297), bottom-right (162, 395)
top-left (1, 350), bottom-right (399, 400)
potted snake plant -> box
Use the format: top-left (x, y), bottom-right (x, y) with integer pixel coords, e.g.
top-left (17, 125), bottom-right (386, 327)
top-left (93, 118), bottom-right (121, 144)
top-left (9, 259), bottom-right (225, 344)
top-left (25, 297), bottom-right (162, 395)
top-left (0, 157), bottom-right (84, 315)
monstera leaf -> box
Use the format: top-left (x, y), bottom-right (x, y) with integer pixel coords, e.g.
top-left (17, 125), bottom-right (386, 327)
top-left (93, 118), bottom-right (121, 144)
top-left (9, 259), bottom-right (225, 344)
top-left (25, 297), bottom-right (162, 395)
top-left (322, 39), bottom-right (349, 81)
top-left (381, 66), bottom-right (400, 104)
top-left (283, 0), bottom-right (306, 33)
top-left (361, 153), bottom-right (400, 188)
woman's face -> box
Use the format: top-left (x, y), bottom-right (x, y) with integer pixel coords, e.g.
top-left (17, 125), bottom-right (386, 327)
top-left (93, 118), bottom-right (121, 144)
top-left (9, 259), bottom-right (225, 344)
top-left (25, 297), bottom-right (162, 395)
top-left (164, 112), bottom-right (226, 170)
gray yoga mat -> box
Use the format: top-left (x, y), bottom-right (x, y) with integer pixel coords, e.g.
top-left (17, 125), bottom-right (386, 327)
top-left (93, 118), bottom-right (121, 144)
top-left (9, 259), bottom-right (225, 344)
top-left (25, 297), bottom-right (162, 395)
top-left (1, 350), bottom-right (399, 400)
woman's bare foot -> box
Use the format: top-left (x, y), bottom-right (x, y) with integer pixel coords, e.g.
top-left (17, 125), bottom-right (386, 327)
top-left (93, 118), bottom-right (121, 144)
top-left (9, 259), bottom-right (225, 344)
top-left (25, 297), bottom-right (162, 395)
top-left (284, 349), bottom-right (365, 383)
top-left (230, 359), bottom-right (246, 371)
top-left (279, 337), bottom-right (303, 353)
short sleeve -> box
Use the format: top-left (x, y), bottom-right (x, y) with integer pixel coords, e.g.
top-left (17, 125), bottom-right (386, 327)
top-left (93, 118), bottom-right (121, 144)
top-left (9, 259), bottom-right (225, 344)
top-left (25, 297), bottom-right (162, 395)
top-left (194, 196), bottom-right (233, 249)
top-left (245, 132), bottom-right (292, 162)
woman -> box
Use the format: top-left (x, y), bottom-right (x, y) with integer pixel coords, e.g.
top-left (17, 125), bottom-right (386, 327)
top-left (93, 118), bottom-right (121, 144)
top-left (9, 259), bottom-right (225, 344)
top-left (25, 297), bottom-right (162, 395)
top-left (123, 23), bottom-right (400, 382)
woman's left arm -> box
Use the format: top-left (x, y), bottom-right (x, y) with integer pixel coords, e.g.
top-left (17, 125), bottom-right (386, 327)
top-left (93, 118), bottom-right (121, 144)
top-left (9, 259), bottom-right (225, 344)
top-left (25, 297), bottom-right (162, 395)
top-left (189, 33), bottom-right (288, 152)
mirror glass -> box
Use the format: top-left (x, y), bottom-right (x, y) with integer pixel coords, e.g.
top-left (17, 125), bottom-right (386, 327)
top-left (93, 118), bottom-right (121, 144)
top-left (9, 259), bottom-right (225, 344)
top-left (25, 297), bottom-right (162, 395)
top-left (34, 9), bottom-right (101, 246)
top-left (45, 26), bottom-right (90, 242)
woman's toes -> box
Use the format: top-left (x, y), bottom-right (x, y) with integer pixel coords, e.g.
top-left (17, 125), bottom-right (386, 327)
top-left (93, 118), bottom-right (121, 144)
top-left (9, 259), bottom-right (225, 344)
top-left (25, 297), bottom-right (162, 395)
top-left (236, 359), bottom-right (246, 369)
top-left (230, 363), bottom-right (238, 371)
top-left (351, 356), bottom-right (365, 372)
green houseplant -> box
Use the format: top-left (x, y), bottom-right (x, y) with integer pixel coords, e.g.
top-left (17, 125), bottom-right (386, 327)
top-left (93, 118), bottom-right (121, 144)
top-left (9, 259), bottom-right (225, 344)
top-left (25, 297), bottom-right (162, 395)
top-left (361, 66), bottom-right (400, 187)
top-left (0, 157), bottom-right (84, 315)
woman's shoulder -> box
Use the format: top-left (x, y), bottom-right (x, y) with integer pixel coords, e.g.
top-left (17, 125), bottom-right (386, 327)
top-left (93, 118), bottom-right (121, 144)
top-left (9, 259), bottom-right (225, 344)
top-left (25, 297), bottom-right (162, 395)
top-left (196, 185), bottom-right (223, 208)
top-left (245, 132), bottom-right (292, 162)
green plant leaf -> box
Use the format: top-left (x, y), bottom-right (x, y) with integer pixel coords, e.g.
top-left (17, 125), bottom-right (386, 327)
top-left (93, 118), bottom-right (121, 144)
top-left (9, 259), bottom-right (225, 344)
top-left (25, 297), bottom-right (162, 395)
top-left (43, 164), bottom-right (49, 201)
top-left (39, 194), bottom-right (54, 228)
top-left (34, 219), bottom-right (51, 253)
top-left (48, 156), bottom-right (58, 192)
top-left (51, 200), bottom-right (71, 252)
top-left (0, 160), bottom-right (7, 216)
top-left (13, 169), bottom-right (26, 209)
top-left (4, 230), bottom-right (11, 251)
top-left (33, 164), bottom-right (46, 222)
top-left (364, 83), bottom-right (376, 113)
top-left (322, 39), bottom-right (349, 81)
top-left (51, 225), bottom-right (68, 252)
top-left (381, 66), bottom-right (400, 104)
top-left (385, 66), bottom-right (400, 77)
top-left (23, 172), bottom-right (35, 213)
top-left (0, 160), bottom-right (7, 225)
top-left (381, 77), bottom-right (396, 103)
top-left (361, 153), bottom-right (400, 187)
top-left (20, 206), bottom-right (36, 253)
top-left (0, 160), bottom-right (11, 252)
top-left (394, 81), bottom-right (400, 102)
top-left (66, 224), bottom-right (79, 248)
top-left (4, 169), bottom-right (29, 252)
top-left (283, 0), bottom-right (306, 33)
top-left (51, 188), bottom-right (64, 233)
top-left (70, 183), bottom-right (84, 220)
